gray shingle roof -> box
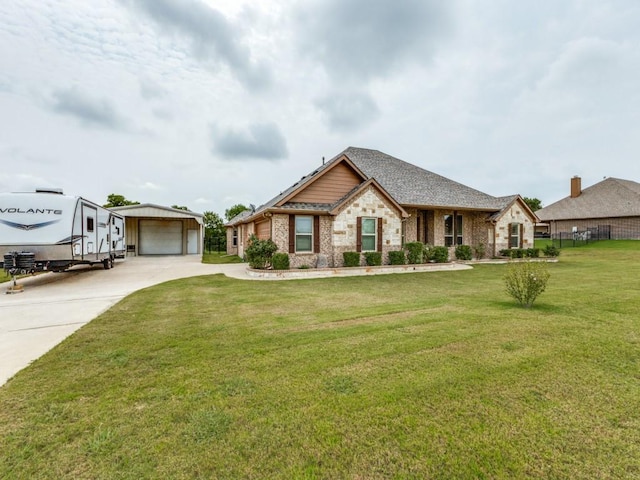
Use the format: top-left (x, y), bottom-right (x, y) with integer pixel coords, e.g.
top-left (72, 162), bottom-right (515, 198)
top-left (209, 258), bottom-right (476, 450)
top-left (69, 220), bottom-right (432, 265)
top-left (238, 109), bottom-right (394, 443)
top-left (339, 147), bottom-right (510, 210)
top-left (228, 147), bottom-right (515, 225)
top-left (536, 177), bottom-right (640, 221)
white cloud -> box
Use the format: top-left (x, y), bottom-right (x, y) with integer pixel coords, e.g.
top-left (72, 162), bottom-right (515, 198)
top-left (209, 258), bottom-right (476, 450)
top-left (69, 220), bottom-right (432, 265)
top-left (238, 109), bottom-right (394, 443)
top-left (211, 122), bottom-right (288, 161)
top-left (50, 86), bottom-right (131, 131)
top-left (1, 0), bottom-right (640, 214)
top-left (315, 91), bottom-right (380, 132)
top-left (120, 0), bottom-right (272, 91)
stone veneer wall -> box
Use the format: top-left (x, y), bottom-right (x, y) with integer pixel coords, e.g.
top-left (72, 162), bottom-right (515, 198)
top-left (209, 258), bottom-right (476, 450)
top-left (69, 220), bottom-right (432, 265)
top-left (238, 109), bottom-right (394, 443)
top-left (271, 214), bottom-right (289, 254)
top-left (331, 186), bottom-right (403, 267)
top-left (494, 203), bottom-right (534, 253)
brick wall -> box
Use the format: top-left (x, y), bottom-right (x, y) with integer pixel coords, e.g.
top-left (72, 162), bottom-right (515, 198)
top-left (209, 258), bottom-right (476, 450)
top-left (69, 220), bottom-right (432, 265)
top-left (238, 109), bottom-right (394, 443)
top-left (404, 209), bottom-right (494, 259)
top-left (226, 227), bottom-right (238, 255)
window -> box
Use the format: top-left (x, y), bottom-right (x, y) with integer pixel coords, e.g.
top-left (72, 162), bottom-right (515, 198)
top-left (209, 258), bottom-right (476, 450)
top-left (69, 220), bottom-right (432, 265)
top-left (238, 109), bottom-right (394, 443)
top-left (509, 223), bottom-right (521, 248)
top-left (361, 218), bottom-right (377, 251)
top-left (444, 214), bottom-right (462, 246)
top-left (87, 216), bottom-right (94, 233)
top-left (295, 216), bottom-right (313, 252)
top-left (232, 229), bottom-right (238, 247)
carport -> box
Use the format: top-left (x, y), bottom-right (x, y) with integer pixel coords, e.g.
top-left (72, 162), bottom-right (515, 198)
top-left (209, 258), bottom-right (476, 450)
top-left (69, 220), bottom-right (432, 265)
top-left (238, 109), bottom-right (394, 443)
top-left (111, 204), bottom-right (204, 255)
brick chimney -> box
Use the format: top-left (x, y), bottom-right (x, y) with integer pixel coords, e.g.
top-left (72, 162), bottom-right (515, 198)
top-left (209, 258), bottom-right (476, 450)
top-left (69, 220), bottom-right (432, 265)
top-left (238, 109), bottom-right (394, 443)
top-left (570, 176), bottom-right (582, 198)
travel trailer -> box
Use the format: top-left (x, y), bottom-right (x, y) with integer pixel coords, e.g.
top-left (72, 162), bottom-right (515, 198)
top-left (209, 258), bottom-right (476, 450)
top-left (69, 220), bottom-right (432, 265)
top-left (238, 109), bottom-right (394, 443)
top-left (0, 189), bottom-right (125, 273)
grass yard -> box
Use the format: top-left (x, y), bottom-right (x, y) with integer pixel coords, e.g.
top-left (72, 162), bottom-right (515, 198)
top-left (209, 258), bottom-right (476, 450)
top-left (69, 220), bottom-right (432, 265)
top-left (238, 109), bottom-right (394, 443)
top-left (202, 251), bottom-right (244, 264)
top-left (1, 242), bottom-right (639, 479)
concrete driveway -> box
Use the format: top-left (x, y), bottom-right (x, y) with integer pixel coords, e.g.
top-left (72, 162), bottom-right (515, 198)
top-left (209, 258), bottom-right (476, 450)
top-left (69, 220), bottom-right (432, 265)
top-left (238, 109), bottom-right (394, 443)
top-left (0, 256), bottom-right (250, 386)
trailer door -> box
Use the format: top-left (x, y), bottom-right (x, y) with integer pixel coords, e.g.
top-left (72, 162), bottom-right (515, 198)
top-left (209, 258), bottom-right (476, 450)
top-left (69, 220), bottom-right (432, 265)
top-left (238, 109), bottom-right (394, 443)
top-left (82, 204), bottom-right (99, 260)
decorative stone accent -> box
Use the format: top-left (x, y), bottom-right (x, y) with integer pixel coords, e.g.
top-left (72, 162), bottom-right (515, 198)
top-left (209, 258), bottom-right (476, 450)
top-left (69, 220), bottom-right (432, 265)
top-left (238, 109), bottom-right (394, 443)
top-left (331, 185), bottom-right (403, 266)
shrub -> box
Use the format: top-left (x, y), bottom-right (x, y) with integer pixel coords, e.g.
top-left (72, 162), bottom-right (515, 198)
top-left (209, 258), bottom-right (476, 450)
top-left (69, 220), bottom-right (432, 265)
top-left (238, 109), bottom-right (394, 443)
top-left (245, 235), bottom-right (278, 269)
top-left (405, 242), bottom-right (424, 264)
top-left (343, 252), bottom-right (361, 267)
top-left (429, 246), bottom-right (449, 263)
top-left (500, 248), bottom-right (524, 258)
top-left (388, 250), bottom-right (406, 265)
top-left (364, 252), bottom-right (382, 266)
top-left (473, 242), bottom-right (486, 259)
top-left (504, 260), bottom-right (550, 308)
top-left (543, 244), bottom-right (561, 257)
top-left (455, 245), bottom-right (473, 261)
top-left (271, 253), bottom-right (290, 270)
top-left (526, 248), bottom-right (540, 258)
top-left (422, 244), bottom-right (432, 263)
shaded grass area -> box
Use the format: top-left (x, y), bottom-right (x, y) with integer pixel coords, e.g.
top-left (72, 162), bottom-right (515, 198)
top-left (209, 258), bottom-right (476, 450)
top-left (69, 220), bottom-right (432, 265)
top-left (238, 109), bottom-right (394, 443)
top-left (202, 252), bottom-right (244, 264)
top-left (1, 242), bottom-right (640, 478)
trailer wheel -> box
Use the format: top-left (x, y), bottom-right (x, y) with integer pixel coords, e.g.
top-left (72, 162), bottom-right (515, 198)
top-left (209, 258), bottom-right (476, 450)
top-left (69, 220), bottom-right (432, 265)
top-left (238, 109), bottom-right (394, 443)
top-left (103, 258), bottom-right (112, 270)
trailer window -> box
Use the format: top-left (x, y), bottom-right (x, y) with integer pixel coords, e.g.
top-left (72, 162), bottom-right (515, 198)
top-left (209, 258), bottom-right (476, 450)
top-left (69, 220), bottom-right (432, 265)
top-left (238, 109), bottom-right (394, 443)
top-left (87, 217), bottom-right (95, 232)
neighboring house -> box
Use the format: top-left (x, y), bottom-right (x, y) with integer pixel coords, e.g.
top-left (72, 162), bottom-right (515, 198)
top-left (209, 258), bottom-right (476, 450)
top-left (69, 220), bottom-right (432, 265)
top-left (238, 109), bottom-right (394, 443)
top-left (111, 204), bottom-right (204, 255)
top-left (226, 147), bottom-right (538, 267)
top-left (536, 176), bottom-right (640, 240)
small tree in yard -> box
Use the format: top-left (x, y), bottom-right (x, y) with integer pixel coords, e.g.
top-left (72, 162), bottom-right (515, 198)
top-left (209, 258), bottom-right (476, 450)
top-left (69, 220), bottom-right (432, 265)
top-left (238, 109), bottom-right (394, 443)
top-left (245, 235), bottom-right (278, 269)
top-left (505, 261), bottom-right (550, 308)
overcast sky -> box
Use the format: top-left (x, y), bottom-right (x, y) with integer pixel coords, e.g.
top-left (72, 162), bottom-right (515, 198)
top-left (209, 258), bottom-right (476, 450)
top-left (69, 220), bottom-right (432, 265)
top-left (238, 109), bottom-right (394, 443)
top-left (2, 0), bottom-right (639, 215)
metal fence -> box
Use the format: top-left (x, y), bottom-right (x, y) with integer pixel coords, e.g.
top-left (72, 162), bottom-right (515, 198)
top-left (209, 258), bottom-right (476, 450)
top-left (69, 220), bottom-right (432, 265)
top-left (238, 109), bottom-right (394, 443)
top-left (205, 237), bottom-right (226, 253)
top-left (551, 225), bottom-right (611, 248)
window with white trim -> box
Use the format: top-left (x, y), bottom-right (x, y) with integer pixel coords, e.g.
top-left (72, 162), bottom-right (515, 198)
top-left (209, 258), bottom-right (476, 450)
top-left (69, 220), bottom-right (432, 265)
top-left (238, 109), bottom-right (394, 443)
top-left (295, 216), bottom-right (313, 252)
top-left (509, 223), bottom-right (520, 248)
top-left (361, 217), bottom-right (377, 251)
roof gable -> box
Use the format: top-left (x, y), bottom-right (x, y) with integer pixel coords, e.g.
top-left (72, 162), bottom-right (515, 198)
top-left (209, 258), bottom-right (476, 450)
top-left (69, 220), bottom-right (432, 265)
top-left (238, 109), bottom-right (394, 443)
top-left (279, 157), bottom-right (365, 206)
top-left (489, 195), bottom-right (539, 223)
top-left (537, 177), bottom-right (640, 221)
top-left (330, 178), bottom-right (409, 218)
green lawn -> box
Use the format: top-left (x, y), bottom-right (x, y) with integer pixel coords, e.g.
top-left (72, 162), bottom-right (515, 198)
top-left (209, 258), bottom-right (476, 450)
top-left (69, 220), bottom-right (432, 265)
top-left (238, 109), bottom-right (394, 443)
top-left (1, 242), bottom-right (639, 479)
top-left (202, 251), bottom-right (244, 264)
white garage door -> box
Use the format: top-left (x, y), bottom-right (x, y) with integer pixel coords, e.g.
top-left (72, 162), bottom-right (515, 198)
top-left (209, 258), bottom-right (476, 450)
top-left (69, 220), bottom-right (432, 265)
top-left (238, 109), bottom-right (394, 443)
top-left (139, 220), bottom-right (183, 255)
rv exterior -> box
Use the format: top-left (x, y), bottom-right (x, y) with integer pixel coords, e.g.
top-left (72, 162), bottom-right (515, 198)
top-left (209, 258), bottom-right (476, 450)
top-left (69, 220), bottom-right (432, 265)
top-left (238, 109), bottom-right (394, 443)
top-left (0, 189), bottom-right (125, 273)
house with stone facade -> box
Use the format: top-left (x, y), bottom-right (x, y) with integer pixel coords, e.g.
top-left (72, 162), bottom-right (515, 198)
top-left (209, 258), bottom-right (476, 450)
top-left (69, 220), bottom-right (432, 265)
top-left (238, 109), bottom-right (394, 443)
top-left (536, 176), bottom-right (640, 240)
top-left (226, 147), bottom-right (538, 267)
